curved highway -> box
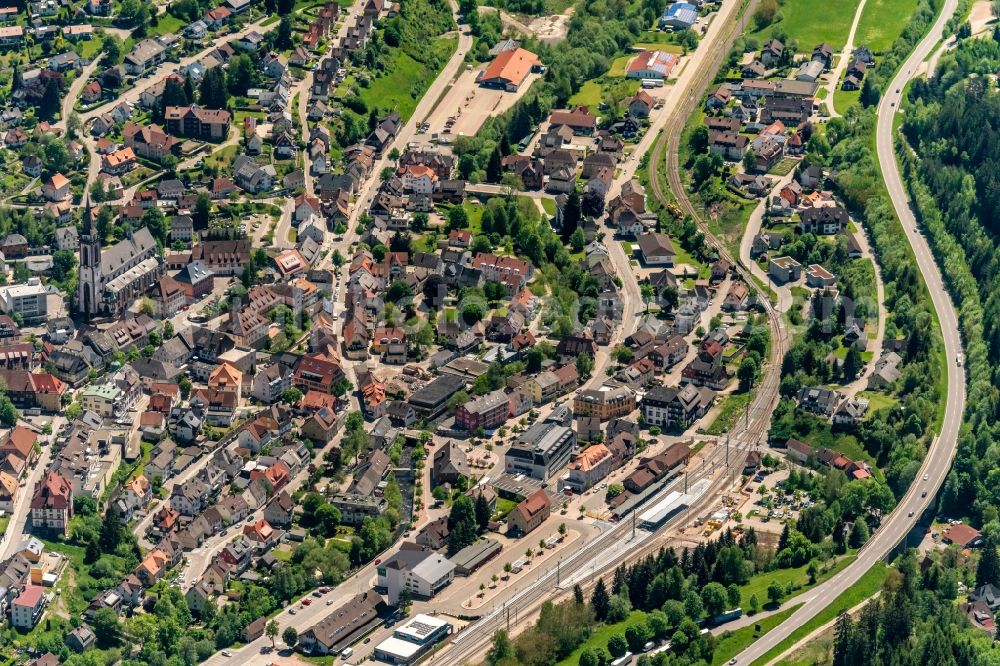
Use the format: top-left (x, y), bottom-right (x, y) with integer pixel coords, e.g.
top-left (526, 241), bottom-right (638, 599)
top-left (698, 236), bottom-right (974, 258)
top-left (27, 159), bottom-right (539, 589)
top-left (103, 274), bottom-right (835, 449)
top-left (734, 0), bottom-right (964, 661)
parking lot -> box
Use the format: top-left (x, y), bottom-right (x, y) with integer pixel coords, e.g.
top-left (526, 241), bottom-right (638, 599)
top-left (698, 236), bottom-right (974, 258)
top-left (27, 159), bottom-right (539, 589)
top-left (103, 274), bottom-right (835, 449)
top-left (419, 69), bottom-right (542, 142)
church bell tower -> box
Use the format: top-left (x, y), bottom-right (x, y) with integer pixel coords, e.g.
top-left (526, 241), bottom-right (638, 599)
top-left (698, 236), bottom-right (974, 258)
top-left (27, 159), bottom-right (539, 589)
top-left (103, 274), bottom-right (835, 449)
top-left (78, 198), bottom-right (102, 321)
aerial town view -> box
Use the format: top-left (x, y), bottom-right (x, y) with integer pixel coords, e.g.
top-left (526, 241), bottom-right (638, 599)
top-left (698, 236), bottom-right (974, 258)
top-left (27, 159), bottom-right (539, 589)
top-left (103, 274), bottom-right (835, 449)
top-left (0, 0), bottom-right (995, 662)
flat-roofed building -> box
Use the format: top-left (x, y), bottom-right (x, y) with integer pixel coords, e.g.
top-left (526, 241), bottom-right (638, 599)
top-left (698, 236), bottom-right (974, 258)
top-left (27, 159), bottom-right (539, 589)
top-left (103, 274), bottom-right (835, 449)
top-left (0, 279), bottom-right (50, 322)
top-left (505, 420), bottom-right (576, 480)
top-left (408, 373), bottom-right (466, 420)
top-left (373, 613), bottom-right (453, 665)
top-left (769, 256), bottom-right (802, 283)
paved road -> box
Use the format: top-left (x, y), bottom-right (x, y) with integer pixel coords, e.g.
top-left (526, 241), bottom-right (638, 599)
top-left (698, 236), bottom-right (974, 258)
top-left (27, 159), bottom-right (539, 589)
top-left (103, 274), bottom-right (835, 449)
top-left (733, 0), bottom-right (964, 661)
top-left (736, 171), bottom-right (795, 313)
top-left (840, 224), bottom-right (887, 400)
top-left (1, 447), bottom-right (52, 560)
top-left (58, 56), bottom-right (104, 131)
top-left (823, 0), bottom-right (868, 118)
top-left (323, 1), bottom-right (474, 248)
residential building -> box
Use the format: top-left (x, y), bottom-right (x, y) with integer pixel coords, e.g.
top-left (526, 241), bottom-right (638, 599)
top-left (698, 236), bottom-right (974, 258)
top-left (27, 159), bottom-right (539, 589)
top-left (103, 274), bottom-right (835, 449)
top-left (164, 105), bottom-right (231, 140)
top-left (455, 389), bottom-right (509, 432)
top-left (574, 384), bottom-right (636, 421)
top-left (563, 444), bottom-right (613, 492)
top-left (11, 585), bottom-right (45, 629)
top-left (508, 489), bottom-right (551, 536)
top-left (30, 470), bottom-right (73, 535)
top-left (79, 383), bottom-right (123, 418)
top-left (431, 441), bottom-right (470, 486)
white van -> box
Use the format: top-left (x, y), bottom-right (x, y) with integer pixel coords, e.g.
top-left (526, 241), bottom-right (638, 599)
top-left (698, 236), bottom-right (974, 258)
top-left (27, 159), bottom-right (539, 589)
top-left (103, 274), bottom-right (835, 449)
top-left (341, 647), bottom-right (354, 659)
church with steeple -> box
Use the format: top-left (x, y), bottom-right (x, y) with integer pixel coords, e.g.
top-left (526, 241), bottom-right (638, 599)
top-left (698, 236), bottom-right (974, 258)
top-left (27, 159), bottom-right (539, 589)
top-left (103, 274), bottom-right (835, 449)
top-left (78, 200), bottom-right (164, 319)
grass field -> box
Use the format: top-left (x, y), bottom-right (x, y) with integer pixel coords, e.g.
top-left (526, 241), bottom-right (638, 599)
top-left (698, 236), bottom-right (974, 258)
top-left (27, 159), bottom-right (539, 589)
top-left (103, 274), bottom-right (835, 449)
top-left (858, 390), bottom-right (899, 414)
top-left (206, 144), bottom-right (240, 171)
top-left (608, 55), bottom-right (632, 77)
top-left (711, 605), bottom-right (801, 665)
top-left (854, 0), bottom-right (920, 50)
top-left (554, 610), bottom-right (649, 666)
top-left (544, 0), bottom-right (576, 13)
top-left (833, 85), bottom-right (861, 115)
top-left (738, 554), bottom-right (857, 610)
top-left (673, 243), bottom-right (710, 278)
top-left (704, 390), bottom-right (754, 435)
top-left (750, 564), bottom-right (889, 666)
top-left (750, 0), bottom-right (858, 51)
top-left (569, 80), bottom-right (605, 107)
top-left (75, 38), bottom-right (104, 59)
top-left (633, 39), bottom-right (686, 53)
top-left (359, 36), bottom-right (457, 121)
top-left (540, 197), bottom-right (556, 215)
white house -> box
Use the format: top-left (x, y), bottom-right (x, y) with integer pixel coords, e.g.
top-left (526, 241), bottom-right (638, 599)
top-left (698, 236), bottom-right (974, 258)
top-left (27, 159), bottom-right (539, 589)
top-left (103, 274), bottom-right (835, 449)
top-left (376, 545), bottom-right (455, 604)
top-left (402, 164), bottom-right (437, 195)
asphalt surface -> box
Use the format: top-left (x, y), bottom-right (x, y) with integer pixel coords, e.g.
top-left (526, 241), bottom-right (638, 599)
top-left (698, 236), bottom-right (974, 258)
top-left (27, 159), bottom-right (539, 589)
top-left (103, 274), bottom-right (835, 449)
top-left (733, 0), bottom-right (965, 661)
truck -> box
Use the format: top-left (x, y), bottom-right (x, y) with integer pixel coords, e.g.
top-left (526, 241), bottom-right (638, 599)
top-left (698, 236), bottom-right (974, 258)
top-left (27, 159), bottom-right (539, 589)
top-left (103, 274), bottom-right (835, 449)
top-left (710, 608), bottom-right (744, 626)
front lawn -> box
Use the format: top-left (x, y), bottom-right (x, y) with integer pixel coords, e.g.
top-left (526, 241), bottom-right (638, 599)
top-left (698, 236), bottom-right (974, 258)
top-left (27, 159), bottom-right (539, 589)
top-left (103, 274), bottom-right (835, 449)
top-left (833, 86), bottom-right (861, 116)
top-left (150, 13), bottom-right (186, 36)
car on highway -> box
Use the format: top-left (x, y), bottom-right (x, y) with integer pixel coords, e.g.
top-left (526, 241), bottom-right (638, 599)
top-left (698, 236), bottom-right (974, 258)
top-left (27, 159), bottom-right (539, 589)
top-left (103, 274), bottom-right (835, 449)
top-left (923, 473), bottom-right (929, 481)
top-left (303, 598), bottom-right (312, 606)
top-left (908, 510), bottom-right (915, 517)
top-left (222, 651), bottom-right (232, 657)
top-left (956, 353), bottom-right (963, 366)
top-left (289, 608), bottom-right (297, 615)
top-left (922, 491), bottom-right (928, 498)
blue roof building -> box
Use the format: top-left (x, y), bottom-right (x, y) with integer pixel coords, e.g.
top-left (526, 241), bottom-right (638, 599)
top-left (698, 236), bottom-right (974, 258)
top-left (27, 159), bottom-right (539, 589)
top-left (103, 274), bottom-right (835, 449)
top-left (660, 2), bottom-right (698, 29)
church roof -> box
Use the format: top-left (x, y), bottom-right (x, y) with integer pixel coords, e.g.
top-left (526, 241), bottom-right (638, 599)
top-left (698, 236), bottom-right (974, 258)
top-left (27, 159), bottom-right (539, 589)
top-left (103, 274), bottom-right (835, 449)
top-left (100, 227), bottom-right (157, 277)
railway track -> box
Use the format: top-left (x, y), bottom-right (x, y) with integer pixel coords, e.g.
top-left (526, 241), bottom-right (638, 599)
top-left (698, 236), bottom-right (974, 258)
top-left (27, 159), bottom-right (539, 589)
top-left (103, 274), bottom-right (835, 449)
top-left (438, 5), bottom-right (785, 663)
top-left (647, 0), bottom-right (785, 462)
top-left (444, 435), bottom-right (758, 665)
